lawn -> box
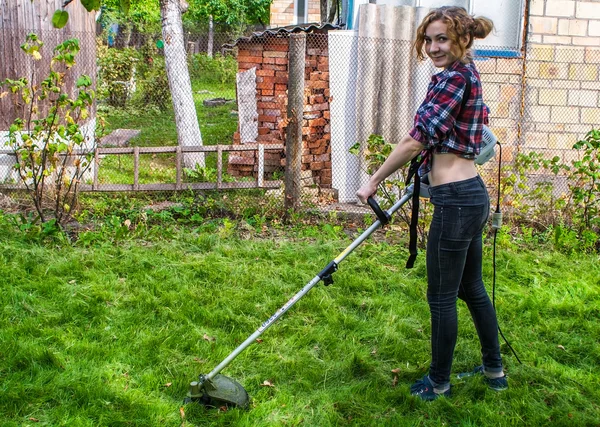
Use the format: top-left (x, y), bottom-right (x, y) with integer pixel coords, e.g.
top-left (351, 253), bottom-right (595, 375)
top-left (97, 80), bottom-right (239, 186)
top-left (1, 217), bottom-right (599, 426)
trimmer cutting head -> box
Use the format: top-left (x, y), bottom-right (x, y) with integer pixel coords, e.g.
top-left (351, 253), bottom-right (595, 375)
top-left (186, 374), bottom-right (250, 409)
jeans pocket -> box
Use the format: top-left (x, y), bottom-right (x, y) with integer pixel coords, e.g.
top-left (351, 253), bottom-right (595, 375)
top-left (459, 205), bottom-right (487, 237)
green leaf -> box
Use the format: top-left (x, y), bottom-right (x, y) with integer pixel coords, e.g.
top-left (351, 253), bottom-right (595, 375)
top-left (52, 10), bottom-right (69, 29)
top-left (80, 0), bottom-right (101, 12)
top-left (120, 0), bottom-right (131, 15)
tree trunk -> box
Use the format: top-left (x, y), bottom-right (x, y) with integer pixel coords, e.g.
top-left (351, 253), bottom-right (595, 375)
top-left (320, 0), bottom-right (328, 23)
top-left (207, 15), bottom-right (214, 58)
top-left (159, 0), bottom-right (204, 168)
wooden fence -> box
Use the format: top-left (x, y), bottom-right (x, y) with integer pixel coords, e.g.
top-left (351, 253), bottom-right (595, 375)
top-left (0, 144), bottom-right (284, 192)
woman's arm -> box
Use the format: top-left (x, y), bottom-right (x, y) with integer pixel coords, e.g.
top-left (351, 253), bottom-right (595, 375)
top-left (356, 134), bottom-right (425, 203)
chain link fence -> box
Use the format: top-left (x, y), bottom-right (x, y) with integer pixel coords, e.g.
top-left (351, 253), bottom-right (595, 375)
top-left (1, 21), bottom-right (598, 224)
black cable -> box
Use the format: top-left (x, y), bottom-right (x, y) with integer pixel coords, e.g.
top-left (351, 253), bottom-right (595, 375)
top-left (491, 141), bottom-right (522, 364)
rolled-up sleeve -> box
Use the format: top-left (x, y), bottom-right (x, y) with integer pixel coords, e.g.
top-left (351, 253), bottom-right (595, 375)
top-left (408, 74), bottom-right (466, 150)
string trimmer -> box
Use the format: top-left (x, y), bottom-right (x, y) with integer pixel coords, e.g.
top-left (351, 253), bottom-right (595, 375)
top-left (185, 127), bottom-right (500, 409)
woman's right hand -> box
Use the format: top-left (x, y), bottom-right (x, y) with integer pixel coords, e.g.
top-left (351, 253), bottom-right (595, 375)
top-left (356, 181), bottom-right (378, 204)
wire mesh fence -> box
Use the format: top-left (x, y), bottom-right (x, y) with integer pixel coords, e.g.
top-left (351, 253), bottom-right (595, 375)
top-left (1, 22), bottom-right (598, 224)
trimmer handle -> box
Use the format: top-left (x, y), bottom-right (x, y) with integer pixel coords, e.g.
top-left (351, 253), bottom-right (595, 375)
top-left (367, 196), bottom-right (391, 226)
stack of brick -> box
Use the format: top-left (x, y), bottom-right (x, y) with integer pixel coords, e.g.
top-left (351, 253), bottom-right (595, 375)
top-left (228, 34), bottom-right (332, 188)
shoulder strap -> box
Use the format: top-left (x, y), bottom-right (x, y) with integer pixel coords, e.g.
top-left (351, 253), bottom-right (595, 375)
top-left (405, 74), bottom-right (471, 269)
top-left (461, 75), bottom-right (471, 113)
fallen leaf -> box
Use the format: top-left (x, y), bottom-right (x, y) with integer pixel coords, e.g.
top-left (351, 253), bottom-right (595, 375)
top-left (392, 375), bottom-right (398, 387)
top-left (558, 345), bottom-right (565, 351)
top-left (29, 418), bottom-right (40, 422)
top-left (165, 382), bottom-right (172, 387)
top-left (194, 357), bottom-right (205, 363)
top-left (219, 405), bottom-right (228, 412)
top-left (179, 406), bottom-right (185, 419)
top-left (256, 338), bottom-right (263, 343)
top-left (391, 368), bottom-right (401, 374)
top-left (203, 333), bottom-right (215, 341)
top-left (261, 380), bottom-right (275, 387)
top-left (371, 348), bottom-right (377, 355)
top-left (124, 219), bottom-right (131, 228)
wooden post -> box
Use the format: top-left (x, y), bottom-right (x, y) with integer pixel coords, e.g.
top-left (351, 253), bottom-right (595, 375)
top-left (133, 146), bottom-right (139, 191)
top-left (285, 33), bottom-right (306, 210)
top-left (217, 145), bottom-right (223, 189)
top-left (93, 148), bottom-right (99, 190)
top-left (176, 145), bottom-right (182, 190)
top-left (258, 144), bottom-right (265, 188)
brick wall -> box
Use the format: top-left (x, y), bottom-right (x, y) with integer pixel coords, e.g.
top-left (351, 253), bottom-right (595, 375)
top-left (270, 0), bottom-right (321, 27)
top-left (228, 35), bottom-right (332, 188)
top-left (480, 0), bottom-right (600, 166)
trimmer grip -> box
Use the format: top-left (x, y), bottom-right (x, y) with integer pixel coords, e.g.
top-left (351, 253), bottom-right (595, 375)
top-left (367, 196), bottom-right (391, 226)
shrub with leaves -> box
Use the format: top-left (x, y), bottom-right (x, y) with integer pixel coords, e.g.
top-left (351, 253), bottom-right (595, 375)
top-left (569, 129), bottom-right (600, 237)
top-left (96, 41), bottom-right (139, 107)
top-left (1, 34), bottom-right (95, 228)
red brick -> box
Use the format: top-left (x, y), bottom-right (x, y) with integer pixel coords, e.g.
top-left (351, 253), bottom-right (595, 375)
top-left (238, 55), bottom-right (262, 64)
top-left (258, 102), bottom-right (279, 109)
top-left (302, 155), bottom-right (313, 163)
top-left (239, 63), bottom-right (259, 70)
top-left (275, 84), bottom-right (287, 91)
top-left (308, 118), bottom-right (327, 127)
top-left (258, 127), bottom-right (270, 135)
top-left (275, 58), bottom-right (288, 65)
top-left (256, 69), bottom-right (275, 77)
top-left (320, 72), bottom-right (329, 81)
top-left (229, 155), bottom-right (255, 165)
top-left (308, 80), bottom-right (328, 90)
top-left (264, 64), bottom-right (287, 71)
top-left (310, 161), bottom-right (325, 170)
top-left (257, 135), bottom-right (274, 142)
top-left (323, 110), bottom-right (330, 120)
top-left (275, 76), bottom-right (288, 84)
top-left (317, 63), bottom-right (329, 72)
top-left (264, 51), bottom-right (287, 58)
top-left (266, 43), bottom-right (289, 52)
top-left (312, 145), bottom-right (328, 155)
top-left (264, 109), bottom-right (281, 116)
top-left (257, 81), bottom-right (275, 90)
top-left (314, 153), bottom-right (330, 162)
top-left (258, 114), bottom-right (278, 123)
top-left (261, 89), bottom-right (274, 96)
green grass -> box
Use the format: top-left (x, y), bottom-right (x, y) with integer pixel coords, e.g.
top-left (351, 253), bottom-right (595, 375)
top-left (102, 81), bottom-right (237, 149)
top-left (1, 220), bottom-right (599, 426)
top-left (98, 81), bottom-right (238, 185)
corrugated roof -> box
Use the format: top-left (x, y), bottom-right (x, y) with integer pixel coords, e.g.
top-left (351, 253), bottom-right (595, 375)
top-left (222, 23), bottom-right (342, 48)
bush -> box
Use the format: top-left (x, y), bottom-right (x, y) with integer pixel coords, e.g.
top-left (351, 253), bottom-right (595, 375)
top-left (97, 42), bottom-right (140, 107)
top-left (189, 53), bottom-right (237, 85)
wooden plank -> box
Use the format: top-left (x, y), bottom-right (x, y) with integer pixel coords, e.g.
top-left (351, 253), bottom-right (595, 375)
top-left (133, 146), bottom-right (139, 191)
top-left (217, 145), bottom-right (223, 190)
top-left (258, 144), bottom-right (264, 188)
top-left (0, 144), bottom-right (285, 156)
top-left (176, 145), bottom-right (182, 190)
top-left (78, 180), bottom-right (282, 192)
top-left (93, 147), bottom-right (99, 190)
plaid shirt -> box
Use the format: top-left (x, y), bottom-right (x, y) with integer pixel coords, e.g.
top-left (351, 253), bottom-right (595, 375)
top-left (408, 60), bottom-right (488, 177)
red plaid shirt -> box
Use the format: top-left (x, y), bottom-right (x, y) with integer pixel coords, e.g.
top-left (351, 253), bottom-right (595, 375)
top-left (408, 60), bottom-right (488, 177)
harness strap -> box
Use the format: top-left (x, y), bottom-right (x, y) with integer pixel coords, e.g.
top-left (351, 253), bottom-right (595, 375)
top-left (405, 75), bottom-right (472, 269)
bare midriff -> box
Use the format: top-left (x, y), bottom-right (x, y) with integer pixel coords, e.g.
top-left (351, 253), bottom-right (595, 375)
top-left (428, 152), bottom-right (478, 187)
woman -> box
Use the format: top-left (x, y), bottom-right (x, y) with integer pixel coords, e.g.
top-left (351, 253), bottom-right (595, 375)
top-left (356, 6), bottom-right (507, 401)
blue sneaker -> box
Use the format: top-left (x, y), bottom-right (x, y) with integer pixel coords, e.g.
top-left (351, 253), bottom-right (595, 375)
top-left (410, 375), bottom-right (451, 401)
top-left (457, 365), bottom-right (508, 391)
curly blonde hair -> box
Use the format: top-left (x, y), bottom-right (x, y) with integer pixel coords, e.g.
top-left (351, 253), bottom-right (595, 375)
top-left (414, 6), bottom-right (494, 63)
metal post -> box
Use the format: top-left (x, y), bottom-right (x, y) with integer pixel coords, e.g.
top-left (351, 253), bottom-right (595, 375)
top-left (285, 33), bottom-right (306, 210)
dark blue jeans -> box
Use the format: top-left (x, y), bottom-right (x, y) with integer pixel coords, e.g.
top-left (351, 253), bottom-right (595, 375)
top-left (426, 176), bottom-right (503, 388)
